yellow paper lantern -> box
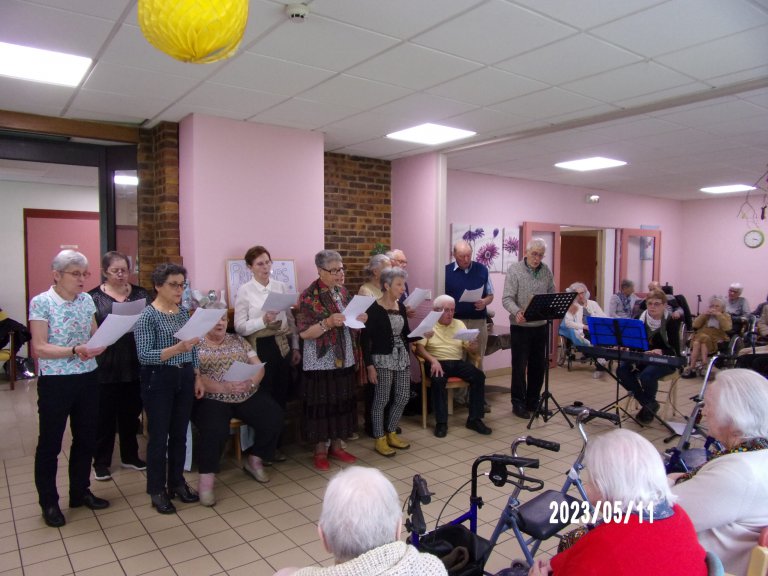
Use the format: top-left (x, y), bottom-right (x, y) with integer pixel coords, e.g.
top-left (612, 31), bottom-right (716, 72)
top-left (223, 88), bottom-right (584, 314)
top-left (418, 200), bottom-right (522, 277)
top-left (138, 0), bottom-right (248, 64)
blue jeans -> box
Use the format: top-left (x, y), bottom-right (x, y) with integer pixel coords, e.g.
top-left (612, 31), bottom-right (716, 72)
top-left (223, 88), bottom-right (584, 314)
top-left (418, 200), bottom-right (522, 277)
top-left (616, 362), bottom-right (675, 406)
top-left (140, 365), bottom-right (195, 495)
top-left (430, 360), bottom-right (485, 424)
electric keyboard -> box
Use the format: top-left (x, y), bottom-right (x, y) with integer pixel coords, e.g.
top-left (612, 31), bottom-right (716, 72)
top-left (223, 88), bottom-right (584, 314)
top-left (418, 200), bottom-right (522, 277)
top-left (575, 345), bottom-right (685, 368)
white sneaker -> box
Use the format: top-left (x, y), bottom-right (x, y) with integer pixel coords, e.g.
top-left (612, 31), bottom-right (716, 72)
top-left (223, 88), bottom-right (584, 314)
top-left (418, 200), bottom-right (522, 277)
top-left (592, 370), bottom-right (604, 379)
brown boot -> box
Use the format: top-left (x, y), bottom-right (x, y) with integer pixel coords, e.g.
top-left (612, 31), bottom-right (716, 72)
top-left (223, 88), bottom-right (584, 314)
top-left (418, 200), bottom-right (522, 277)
top-left (386, 431), bottom-right (410, 449)
top-left (375, 436), bottom-right (396, 457)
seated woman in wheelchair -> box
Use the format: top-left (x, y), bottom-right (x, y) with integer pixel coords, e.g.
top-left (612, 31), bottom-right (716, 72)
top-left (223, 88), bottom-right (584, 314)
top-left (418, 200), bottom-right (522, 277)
top-left (682, 296), bottom-right (732, 378)
top-left (670, 369), bottom-right (768, 576)
top-left (529, 429), bottom-right (707, 576)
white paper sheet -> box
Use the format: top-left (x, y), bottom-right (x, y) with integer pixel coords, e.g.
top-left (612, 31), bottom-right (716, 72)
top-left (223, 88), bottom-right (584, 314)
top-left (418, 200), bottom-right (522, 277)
top-left (261, 291), bottom-right (298, 312)
top-left (86, 313), bottom-right (141, 349)
top-left (112, 298), bottom-right (146, 316)
top-left (173, 308), bottom-right (227, 340)
top-left (403, 287), bottom-right (430, 309)
top-left (459, 286), bottom-right (484, 303)
top-left (453, 328), bottom-right (480, 341)
top-left (407, 310), bottom-right (443, 338)
top-left (343, 295), bottom-right (375, 328)
top-left (222, 361), bottom-right (266, 382)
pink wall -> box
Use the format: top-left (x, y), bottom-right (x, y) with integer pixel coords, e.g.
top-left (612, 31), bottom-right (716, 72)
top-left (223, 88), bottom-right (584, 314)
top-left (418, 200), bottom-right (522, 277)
top-left (179, 115), bottom-right (325, 299)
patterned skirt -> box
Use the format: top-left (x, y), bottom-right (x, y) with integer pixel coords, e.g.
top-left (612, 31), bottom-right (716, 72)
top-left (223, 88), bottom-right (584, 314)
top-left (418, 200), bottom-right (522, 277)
top-left (300, 366), bottom-right (357, 443)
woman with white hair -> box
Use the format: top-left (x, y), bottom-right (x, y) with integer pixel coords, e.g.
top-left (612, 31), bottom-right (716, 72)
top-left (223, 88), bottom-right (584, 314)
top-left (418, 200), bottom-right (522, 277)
top-left (530, 429), bottom-right (706, 575)
top-left (358, 253), bottom-right (391, 299)
top-left (671, 369), bottom-right (768, 576)
top-left (29, 250), bottom-right (109, 527)
top-left (682, 295), bottom-right (732, 378)
top-left (274, 466), bottom-right (446, 575)
top-left (726, 283), bottom-right (750, 317)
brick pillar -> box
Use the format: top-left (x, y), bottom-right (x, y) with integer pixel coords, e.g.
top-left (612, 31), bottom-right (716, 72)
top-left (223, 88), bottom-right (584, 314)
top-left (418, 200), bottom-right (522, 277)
top-left (324, 153), bottom-right (392, 290)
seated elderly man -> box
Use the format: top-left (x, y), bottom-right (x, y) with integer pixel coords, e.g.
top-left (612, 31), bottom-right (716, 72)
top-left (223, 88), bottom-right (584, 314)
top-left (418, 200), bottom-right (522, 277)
top-left (415, 295), bottom-right (492, 438)
top-left (274, 466), bottom-right (446, 576)
top-left (608, 279), bottom-right (639, 318)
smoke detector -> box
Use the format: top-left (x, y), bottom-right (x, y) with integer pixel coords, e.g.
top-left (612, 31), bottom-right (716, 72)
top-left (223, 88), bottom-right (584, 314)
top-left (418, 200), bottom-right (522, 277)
top-left (286, 3), bottom-right (309, 22)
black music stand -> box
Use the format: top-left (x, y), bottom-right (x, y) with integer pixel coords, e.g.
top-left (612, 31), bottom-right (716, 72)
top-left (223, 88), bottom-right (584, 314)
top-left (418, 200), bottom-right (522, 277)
top-left (587, 317), bottom-right (648, 426)
top-left (524, 292), bottom-right (577, 429)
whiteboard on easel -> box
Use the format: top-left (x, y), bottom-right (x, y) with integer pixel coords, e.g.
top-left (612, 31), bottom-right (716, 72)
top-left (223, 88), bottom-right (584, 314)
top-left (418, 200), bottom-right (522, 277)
top-left (225, 259), bottom-right (297, 308)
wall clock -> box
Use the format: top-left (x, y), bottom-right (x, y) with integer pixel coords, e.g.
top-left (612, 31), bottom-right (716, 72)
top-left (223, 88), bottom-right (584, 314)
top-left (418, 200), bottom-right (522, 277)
top-left (744, 229), bottom-right (765, 249)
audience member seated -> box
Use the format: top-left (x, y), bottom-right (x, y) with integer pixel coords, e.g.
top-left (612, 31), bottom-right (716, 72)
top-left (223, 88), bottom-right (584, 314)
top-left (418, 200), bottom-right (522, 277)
top-left (616, 289), bottom-right (679, 424)
top-left (682, 296), bottom-right (732, 379)
top-left (358, 254), bottom-right (391, 299)
top-left (561, 285), bottom-right (606, 380)
top-left (414, 295), bottom-right (491, 438)
top-left (0, 305), bottom-right (32, 378)
top-left (274, 466), bottom-right (447, 576)
top-left (670, 369), bottom-right (768, 576)
top-left (193, 305), bottom-right (282, 506)
top-left (758, 304), bottom-right (768, 340)
top-left (529, 429), bottom-right (707, 576)
top-left (752, 292), bottom-right (768, 319)
top-left (726, 283), bottom-right (751, 334)
top-left (608, 279), bottom-right (639, 318)
top-left (568, 282), bottom-right (606, 322)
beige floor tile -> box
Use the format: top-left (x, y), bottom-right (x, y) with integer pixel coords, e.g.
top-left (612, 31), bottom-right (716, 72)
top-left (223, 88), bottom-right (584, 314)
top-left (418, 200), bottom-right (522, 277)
top-left (186, 516), bottom-right (230, 538)
top-left (282, 522), bottom-right (320, 546)
top-left (226, 559), bottom-right (273, 576)
top-left (171, 554), bottom-right (222, 576)
top-left (139, 513), bottom-right (183, 534)
top-left (219, 507), bottom-right (263, 528)
top-left (160, 539), bottom-right (209, 565)
top-left (63, 530), bottom-right (109, 554)
top-left (20, 555), bottom-right (73, 576)
top-left (198, 528), bottom-right (245, 553)
top-left (255, 499), bottom-right (292, 518)
top-left (95, 507), bottom-right (140, 529)
top-left (74, 560), bottom-right (124, 576)
top-left (0, 549), bottom-right (21, 572)
top-left (300, 539), bottom-right (334, 563)
top-left (176, 504), bottom-right (218, 524)
top-left (265, 547), bottom-right (315, 572)
top-left (20, 539), bottom-right (67, 566)
top-left (120, 550), bottom-right (169, 576)
top-left (111, 534), bottom-right (158, 560)
top-left (103, 520), bottom-right (148, 543)
top-left (250, 532), bottom-right (297, 557)
top-left (212, 542), bottom-right (261, 570)
top-left (150, 525), bottom-right (195, 548)
top-left (68, 544), bottom-right (117, 572)
top-left (234, 519), bottom-right (279, 542)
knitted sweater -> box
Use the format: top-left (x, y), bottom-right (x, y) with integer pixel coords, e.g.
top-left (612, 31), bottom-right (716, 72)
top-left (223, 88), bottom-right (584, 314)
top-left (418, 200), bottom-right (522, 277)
top-left (293, 541), bottom-right (447, 576)
top-left (502, 259), bottom-right (556, 328)
top-left (445, 262), bottom-right (489, 321)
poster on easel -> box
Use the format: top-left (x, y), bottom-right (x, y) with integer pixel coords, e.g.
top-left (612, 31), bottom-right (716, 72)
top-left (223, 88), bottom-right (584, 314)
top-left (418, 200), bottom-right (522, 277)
top-left (225, 259), bottom-right (297, 308)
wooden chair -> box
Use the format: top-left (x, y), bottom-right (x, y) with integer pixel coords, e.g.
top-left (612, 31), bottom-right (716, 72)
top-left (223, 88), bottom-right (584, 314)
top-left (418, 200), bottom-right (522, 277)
top-left (621, 370), bottom-right (680, 421)
top-left (724, 526), bottom-right (768, 576)
top-left (0, 332), bottom-right (17, 390)
top-left (414, 346), bottom-right (479, 429)
top-left (229, 418), bottom-right (244, 464)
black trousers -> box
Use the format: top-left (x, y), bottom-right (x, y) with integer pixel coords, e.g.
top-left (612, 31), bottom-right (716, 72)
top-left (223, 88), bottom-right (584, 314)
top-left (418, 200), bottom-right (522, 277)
top-left (0, 317), bottom-right (31, 355)
top-left (254, 336), bottom-right (293, 409)
top-left (192, 391), bottom-right (282, 473)
top-left (93, 379), bottom-right (142, 469)
top-left (140, 365), bottom-right (195, 495)
top-left (510, 324), bottom-right (548, 409)
top-left (430, 360), bottom-right (485, 424)
top-left (35, 371), bottom-right (99, 508)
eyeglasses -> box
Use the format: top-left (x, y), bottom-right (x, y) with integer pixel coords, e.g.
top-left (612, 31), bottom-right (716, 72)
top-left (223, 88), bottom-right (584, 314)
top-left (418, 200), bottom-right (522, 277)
top-left (165, 282), bottom-right (185, 290)
top-left (529, 251), bottom-right (545, 258)
top-left (321, 267), bottom-right (345, 276)
top-left (106, 268), bottom-right (128, 276)
top-left (62, 271), bottom-right (91, 279)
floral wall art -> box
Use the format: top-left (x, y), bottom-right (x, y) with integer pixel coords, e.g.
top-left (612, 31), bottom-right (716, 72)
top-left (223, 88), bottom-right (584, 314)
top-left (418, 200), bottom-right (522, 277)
top-left (451, 223), bottom-right (521, 273)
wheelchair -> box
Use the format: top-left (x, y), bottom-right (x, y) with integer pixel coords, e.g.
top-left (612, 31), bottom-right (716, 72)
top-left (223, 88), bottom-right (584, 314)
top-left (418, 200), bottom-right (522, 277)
top-left (406, 405), bottom-right (618, 574)
top-left (556, 327), bottom-right (594, 372)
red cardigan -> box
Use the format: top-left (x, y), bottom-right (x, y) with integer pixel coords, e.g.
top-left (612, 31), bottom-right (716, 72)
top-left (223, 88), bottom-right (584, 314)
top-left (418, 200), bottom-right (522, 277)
top-left (550, 504), bottom-right (707, 575)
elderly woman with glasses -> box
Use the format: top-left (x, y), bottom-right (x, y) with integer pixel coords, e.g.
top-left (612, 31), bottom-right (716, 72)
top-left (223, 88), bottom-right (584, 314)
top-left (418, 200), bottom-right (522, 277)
top-left (671, 369), bottom-right (768, 576)
top-left (296, 250), bottom-right (368, 471)
top-left (29, 250), bottom-right (108, 528)
top-left (530, 429), bottom-right (707, 575)
top-left (234, 245), bottom-right (300, 462)
top-left (682, 295), bottom-right (732, 378)
top-left (88, 251), bottom-right (149, 481)
top-left (135, 263), bottom-right (202, 514)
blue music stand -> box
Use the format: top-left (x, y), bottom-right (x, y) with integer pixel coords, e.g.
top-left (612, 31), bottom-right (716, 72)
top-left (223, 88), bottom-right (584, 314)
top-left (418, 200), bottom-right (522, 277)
top-left (586, 317), bottom-right (648, 426)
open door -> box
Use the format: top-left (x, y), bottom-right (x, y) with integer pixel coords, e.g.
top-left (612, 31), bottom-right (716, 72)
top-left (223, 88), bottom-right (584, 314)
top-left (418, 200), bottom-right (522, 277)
top-left (618, 228), bottom-right (661, 296)
top-left (521, 222), bottom-right (562, 366)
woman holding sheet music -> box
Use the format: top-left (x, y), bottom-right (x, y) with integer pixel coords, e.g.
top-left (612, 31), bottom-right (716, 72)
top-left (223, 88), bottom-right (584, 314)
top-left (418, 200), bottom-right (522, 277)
top-left (88, 251), bottom-right (149, 482)
top-left (193, 303), bottom-right (281, 506)
top-left (616, 289), bottom-right (678, 424)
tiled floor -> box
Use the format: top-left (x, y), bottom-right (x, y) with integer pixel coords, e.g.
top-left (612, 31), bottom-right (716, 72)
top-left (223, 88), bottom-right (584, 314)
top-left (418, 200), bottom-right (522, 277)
top-left (0, 363), bottom-right (707, 575)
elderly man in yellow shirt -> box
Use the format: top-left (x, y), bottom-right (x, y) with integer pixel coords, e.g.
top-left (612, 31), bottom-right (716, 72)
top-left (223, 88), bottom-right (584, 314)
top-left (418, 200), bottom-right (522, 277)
top-left (415, 295), bottom-right (492, 438)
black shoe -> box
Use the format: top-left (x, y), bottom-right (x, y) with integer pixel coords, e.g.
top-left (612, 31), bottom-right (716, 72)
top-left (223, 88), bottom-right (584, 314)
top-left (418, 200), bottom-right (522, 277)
top-left (636, 401), bottom-right (659, 424)
top-left (120, 458), bottom-right (147, 471)
top-left (434, 423), bottom-right (448, 438)
top-left (150, 492), bottom-right (176, 514)
top-left (70, 489), bottom-right (110, 510)
top-left (41, 504), bottom-right (65, 528)
top-left (94, 467), bottom-right (112, 481)
top-left (168, 483), bottom-right (199, 503)
top-left (512, 405), bottom-right (531, 419)
top-left (466, 419), bottom-right (492, 435)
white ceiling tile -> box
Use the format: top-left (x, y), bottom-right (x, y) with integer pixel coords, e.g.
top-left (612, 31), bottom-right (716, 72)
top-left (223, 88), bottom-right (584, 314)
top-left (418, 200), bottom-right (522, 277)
top-left (655, 25), bottom-right (768, 81)
top-left (369, 94), bottom-right (478, 128)
top-left (0, 76), bottom-right (73, 113)
top-left (496, 34), bottom-right (641, 85)
top-left (251, 98), bottom-right (362, 130)
top-left (251, 15), bottom-right (399, 72)
top-left (583, 117), bottom-right (684, 140)
top-left (563, 61), bottom-right (697, 102)
top-left (331, 139), bottom-right (426, 159)
top-left (1, 0), bottom-right (116, 56)
top-left (412, 0), bottom-right (576, 64)
top-left (510, 0), bottom-right (667, 30)
top-left (180, 83), bottom-right (287, 119)
top-left (427, 68), bottom-right (548, 106)
top-left (652, 99), bottom-right (768, 128)
top-left (211, 53), bottom-right (335, 95)
top-left (69, 88), bottom-right (169, 121)
top-left (740, 88), bottom-right (768, 110)
top-left (83, 62), bottom-right (200, 100)
top-left (308, 0), bottom-right (487, 38)
top-left (347, 43), bottom-right (482, 90)
top-left (489, 87), bottom-right (605, 118)
top-left (442, 108), bottom-right (537, 135)
top-left (29, 0), bottom-right (131, 21)
top-left (590, 0), bottom-right (768, 58)
top-left (299, 75), bottom-right (411, 110)
top-left (67, 107), bottom-right (146, 125)
top-left (702, 115), bottom-right (768, 137)
top-left (613, 81), bottom-right (712, 109)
